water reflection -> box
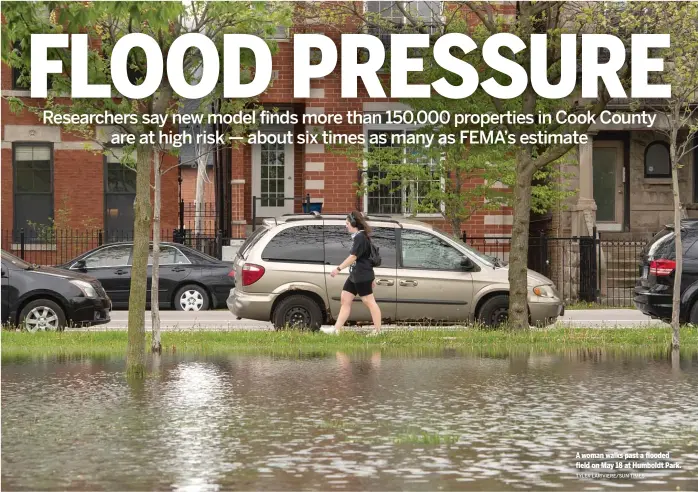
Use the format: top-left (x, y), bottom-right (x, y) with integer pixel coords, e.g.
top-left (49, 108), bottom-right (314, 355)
top-left (2, 349), bottom-right (698, 491)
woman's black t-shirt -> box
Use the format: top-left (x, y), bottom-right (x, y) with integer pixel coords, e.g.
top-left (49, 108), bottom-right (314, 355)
top-left (349, 231), bottom-right (375, 283)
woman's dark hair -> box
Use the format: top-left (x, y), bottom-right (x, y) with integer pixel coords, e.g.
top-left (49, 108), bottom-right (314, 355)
top-left (349, 210), bottom-right (372, 236)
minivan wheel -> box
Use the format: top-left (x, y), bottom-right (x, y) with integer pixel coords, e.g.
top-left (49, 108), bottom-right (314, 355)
top-left (273, 295), bottom-right (323, 331)
top-left (477, 295), bottom-right (509, 327)
top-left (19, 299), bottom-right (66, 332)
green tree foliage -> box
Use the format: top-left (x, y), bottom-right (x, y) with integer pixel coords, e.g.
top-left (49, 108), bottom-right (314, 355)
top-left (2, 1), bottom-right (293, 375)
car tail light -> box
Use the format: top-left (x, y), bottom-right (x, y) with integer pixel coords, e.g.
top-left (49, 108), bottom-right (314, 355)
top-left (242, 263), bottom-right (265, 286)
top-left (650, 259), bottom-right (676, 276)
top-left (228, 270), bottom-right (235, 278)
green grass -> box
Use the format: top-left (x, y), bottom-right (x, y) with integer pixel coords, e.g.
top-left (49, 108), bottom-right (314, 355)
top-left (393, 432), bottom-right (459, 446)
top-left (2, 326), bottom-right (698, 360)
top-left (565, 301), bottom-right (635, 310)
top-left (319, 419), bottom-right (350, 430)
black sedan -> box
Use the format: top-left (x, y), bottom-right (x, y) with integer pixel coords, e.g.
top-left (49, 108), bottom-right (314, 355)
top-left (58, 242), bottom-right (235, 311)
top-left (2, 250), bottom-right (111, 331)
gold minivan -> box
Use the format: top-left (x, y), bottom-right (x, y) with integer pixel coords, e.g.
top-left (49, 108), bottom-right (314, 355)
top-left (227, 214), bottom-right (563, 329)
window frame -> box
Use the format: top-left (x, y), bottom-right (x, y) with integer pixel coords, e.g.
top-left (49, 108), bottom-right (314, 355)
top-left (104, 146), bottom-right (138, 238)
top-left (12, 142), bottom-right (54, 243)
top-left (363, 1), bottom-right (444, 71)
top-left (363, 116), bottom-right (445, 218)
top-left (69, 244), bottom-right (192, 269)
top-left (260, 224), bottom-right (326, 264)
top-left (69, 244), bottom-right (133, 270)
top-left (644, 141), bottom-right (671, 179)
top-left (363, 1), bottom-right (444, 37)
top-left (148, 245), bottom-right (192, 266)
top-left (398, 228), bottom-right (467, 271)
top-left (323, 224), bottom-right (398, 269)
top-left (11, 53), bottom-right (26, 90)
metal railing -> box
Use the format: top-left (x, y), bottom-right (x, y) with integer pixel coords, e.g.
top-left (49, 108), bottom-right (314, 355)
top-left (462, 230), bottom-right (648, 307)
top-left (2, 228), bottom-right (243, 265)
top-left (3, 225), bottom-right (649, 305)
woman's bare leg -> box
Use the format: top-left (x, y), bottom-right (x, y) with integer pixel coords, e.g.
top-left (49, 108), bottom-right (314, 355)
top-left (361, 294), bottom-right (382, 331)
top-left (334, 290), bottom-right (354, 332)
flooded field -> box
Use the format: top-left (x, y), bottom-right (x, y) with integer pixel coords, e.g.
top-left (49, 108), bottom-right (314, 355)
top-left (2, 349), bottom-right (697, 490)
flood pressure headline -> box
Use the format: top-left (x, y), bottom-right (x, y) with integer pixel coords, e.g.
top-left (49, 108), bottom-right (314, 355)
top-left (30, 32), bottom-right (671, 100)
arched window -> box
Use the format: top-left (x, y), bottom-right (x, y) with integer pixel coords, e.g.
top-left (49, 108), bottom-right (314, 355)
top-left (644, 142), bottom-right (671, 178)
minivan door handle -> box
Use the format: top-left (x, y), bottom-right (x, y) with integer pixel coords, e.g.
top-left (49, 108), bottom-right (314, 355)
top-left (375, 279), bottom-right (394, 286)
top-left (171, 267), bottom-right (186, 272)
top-left (114, 269), bottom-right (129, 275)
top-left (399, 280), bottom-right (418, 287)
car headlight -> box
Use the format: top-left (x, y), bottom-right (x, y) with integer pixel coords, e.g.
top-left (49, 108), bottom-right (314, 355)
top-left (532, 285), bottom-right (557, 298)
top-left (70, 280), bottom-right (97, 298)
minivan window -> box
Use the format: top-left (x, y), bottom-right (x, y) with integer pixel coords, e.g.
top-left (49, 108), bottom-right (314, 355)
top-left (401, 230), bottom-right (464, 270)
top-left (262, 225), bottom-right (324, 263)
top-left (432, 226), bottom-right (494, 267)
top-left (324, 226), bottom-right (397, 268)
top-left (238, 227), bottom-right (269, 260)
top-left (83, 245), bottom-right (132, 268)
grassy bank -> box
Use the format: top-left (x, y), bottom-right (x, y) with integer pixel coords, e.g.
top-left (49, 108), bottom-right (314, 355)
top-left (2, 327), bottom-right (697, 359)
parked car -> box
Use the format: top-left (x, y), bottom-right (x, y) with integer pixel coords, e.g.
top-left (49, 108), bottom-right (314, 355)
top-left (226, 214), bottom-right (563, 329)
top-left (634, 219), bottom-right (698, 323)
top-left (1, 250), bottom-right (111, 331)
top-left (58, 242), bottom-right (235, 311)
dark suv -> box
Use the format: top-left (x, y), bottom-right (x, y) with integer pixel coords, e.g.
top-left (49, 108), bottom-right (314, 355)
top-left (634, 220), bottom-right (698, 323)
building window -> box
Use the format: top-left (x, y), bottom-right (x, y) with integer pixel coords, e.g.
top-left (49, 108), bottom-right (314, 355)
top-left (12, 6), bottom-right (54, 90)
top-left (645, 141), bottom-right (671, 178)
top-left (365, 1), bottom-right (442, 50)
top-left (364, 122), bottom-right (441, 216)
top-left (272, 25), bottom-right (290, 40)
top-left (13, 144), bottom-right (53, 241)
top-left (11, 47), bottom-right (28, 90)
top-left (104, 148), bottom-right (137, 240)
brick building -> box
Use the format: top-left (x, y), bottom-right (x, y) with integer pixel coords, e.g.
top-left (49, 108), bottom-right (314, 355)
top-left (181, 1), bottom-right (515, 241)
top-left (2, 1), bottom-right (515, 265)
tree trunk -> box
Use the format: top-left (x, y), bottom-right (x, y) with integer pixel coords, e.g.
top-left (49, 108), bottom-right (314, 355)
top-left (670, 137), bottom-right (681, 350)
top-left (451, 217), bottom-right (462, 241)
top-left (194, 157), bottom-right (206, 237)
top-left (151, 150), bottom-right (162, 354)
top-left (671, 347), bottom-right (680, 373)
top-left (126, 143), bottom-right (152, 378)
top-left (508, 159), bottom-right (535, 331)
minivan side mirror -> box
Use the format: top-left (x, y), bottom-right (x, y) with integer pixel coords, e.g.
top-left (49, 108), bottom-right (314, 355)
top-left (460, 257), bottom-right (475, 271)
top-left (74, 259), bottom-right (87, 271)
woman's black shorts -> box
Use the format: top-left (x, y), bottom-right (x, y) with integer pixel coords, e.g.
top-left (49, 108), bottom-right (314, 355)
top-left (343, 278), bottom-right (373, 297)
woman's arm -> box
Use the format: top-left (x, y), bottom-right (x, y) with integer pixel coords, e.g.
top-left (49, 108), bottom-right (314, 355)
top-left (331, 254), bottom-right (357, 277)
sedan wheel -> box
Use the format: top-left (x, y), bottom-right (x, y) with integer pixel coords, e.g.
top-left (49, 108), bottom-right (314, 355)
top-left (24, 306), bottom-right (60, 332)
top-left (179, 289), bottom-right (205, 311)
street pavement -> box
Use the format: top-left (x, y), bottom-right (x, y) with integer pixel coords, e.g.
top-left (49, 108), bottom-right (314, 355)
top-left (69, 308), bottom-right (667, 331)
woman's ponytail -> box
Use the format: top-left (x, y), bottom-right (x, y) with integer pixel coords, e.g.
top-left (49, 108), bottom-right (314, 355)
top-left (351, 210), bottom-right (372, 236)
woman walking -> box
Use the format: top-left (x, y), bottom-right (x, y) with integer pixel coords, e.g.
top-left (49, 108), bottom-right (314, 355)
top-left (328, 211), bottom-right (382, 335)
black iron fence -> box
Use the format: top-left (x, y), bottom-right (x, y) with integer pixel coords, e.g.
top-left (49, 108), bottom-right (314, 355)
top-left (463, 230), bottom-right (648, 307)
top-left (2, 228), bottom-right (241, 266)
top-left (181, 202), bottom-right (216, 226)
top-left (3, 225), bottom-right (648, 306)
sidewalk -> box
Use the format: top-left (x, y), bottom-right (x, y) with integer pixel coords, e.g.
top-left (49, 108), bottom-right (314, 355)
top-left (68, 308), bottom-right (666, 331)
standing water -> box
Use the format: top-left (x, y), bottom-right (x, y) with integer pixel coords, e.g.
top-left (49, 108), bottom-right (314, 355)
top-left (2, 349), bottom-right (697, 490)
